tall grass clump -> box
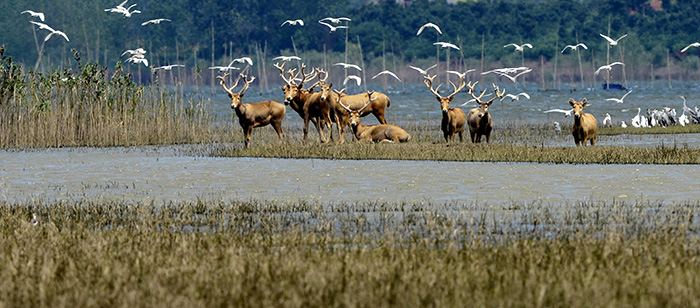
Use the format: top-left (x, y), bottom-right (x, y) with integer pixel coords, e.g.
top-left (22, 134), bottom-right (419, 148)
top-left (2, 198), bottom-right (700, 307)
top-left (0, 48), bottom-right (226, 149)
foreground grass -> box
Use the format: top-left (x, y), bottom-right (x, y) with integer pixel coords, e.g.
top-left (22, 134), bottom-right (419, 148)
top-left (214, 141), bottom-right (700, 164)
top-left (2, 199), bottom-right (700, 307)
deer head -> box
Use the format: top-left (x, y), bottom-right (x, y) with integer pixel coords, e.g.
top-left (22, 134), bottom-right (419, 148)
top-left (424, 75), bottom-right (466, 114)
top-left (467, 83), bottom-right (505, 118)
top-left (217, 73), bottom-right (255, 109)
top-left (312, 68), bottom-right (334, 102)
top-left (569, 98), bottom-right (589, 119)
top-left (276, 63), bottom-right (314, 105)
top-left (339, 91), bottom-right (374, 128)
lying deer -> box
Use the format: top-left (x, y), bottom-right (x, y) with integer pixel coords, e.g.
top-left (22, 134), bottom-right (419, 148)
top-left (338, 91), bottom-right (411, 143)
top-left (217, 73), bottom-right (286, 148)
top-left (275, 62), bottom-right (333, 143)
top-left (424, 74), bottom-right (467, 142)
top-left (466, 82), bottom-right (505, 143)
top-left (569, 98), bottom-right (597, 146)
top-left (331, 89), bottom-right (391, 125)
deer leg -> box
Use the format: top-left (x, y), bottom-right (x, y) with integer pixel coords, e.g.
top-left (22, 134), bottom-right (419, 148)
top-left (458, 130), bottom-right (463, 143)
top-left (469, 130), bottom-right (476, 143)
top-left (272, 120), bottom-right (285, 142)
top-left (244, 125), bottom-right (253, 148)
top-left (374, 110), bottom-right (387, 124)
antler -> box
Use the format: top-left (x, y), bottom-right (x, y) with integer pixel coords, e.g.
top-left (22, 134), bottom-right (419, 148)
top-left (466, 81), bottom-right (488, 102)
top-left (424, 75), bottom-right (444, 98)
top-left (308, 68), bottom-right (329, 89)
top-left (446, 76), bottom-right (467, 100)
top-left (274, 62), bottom-right (294, 85)
top-left (485, 83), bottom-right (505, 104)
top-left (216, 72), bottom-right (239, 95)
top-left (295, 63), bottom-right (315, 89)
top-left (360, 91), bottom-right (374, 113)
top-left (238, 74), bottom-right (256, 95)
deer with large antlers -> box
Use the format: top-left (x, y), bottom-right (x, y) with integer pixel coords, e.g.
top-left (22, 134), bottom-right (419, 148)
top-left (466, 82), bottom-right (505, 143)
top-left (313, 68), bottom-right (353, 143)
top-left (338, 91), bottom-right (411, 143)
top-left (424, 74), bottom-right (467, 142)
top-left (217, 73), bottom-right (286, 148)
top-left (569, 98), bottom-right (597, 146)
top-left (275, 62), bottom-right (333, 143)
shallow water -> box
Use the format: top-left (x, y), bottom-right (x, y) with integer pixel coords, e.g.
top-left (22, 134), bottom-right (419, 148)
top-left (1, 146), bottom-right (697, 205)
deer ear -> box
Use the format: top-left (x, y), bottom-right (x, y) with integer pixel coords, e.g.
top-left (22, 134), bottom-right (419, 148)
top-left (568, 98), bottom-right (575, 107)
top-left (240, 92), bottom-right (245, 98)
top-left (280, 86), bottom-right (286, 91)
top-left (582, 98), bottom-right (588, 105)
top-left (328, 82), bottom-right (333, 87)
top-left (227, 93), bottom-right (233, 98)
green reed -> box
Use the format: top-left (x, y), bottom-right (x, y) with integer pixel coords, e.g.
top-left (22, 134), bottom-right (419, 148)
top-left (2, 198), bottom-right (699, 307)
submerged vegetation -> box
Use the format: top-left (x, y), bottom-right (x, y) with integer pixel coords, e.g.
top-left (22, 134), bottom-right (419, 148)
top-left (2, 198), bottom-right (700, 307)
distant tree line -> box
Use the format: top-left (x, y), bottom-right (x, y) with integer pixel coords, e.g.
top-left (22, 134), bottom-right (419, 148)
top-left (2, 0), bottom-right (700, 76)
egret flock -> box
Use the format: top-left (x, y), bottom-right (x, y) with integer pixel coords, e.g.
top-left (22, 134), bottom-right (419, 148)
top-left (20, 1), bottom-right (700, 134)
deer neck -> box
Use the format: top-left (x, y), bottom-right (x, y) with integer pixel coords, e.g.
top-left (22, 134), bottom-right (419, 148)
top-left (233, 102), bottom-right (247, 118)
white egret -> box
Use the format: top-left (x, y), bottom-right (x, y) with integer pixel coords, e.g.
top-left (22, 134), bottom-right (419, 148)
top-left (141, 18), bottom-right (171, 26)
top-left (319, 17), bottom-right (351, 24)
top-left (602, 113), bottom-right (612, 126)
top-left (408, 64), bottom-right (437, 76)
top-left (29, 21), bottom-right (69, 42)
top-left (553, 121), bottom-right (561, 132)
top-left (273, 55), bottom-right (301, 62)
top-left (208, 66), bottom-right (239, 72)
top-left (600, 33), bottom-right (627, 46)
top-left (434, 42), bottom-right (460, 50)
top-left (153, 64), bottom-right (184, 70)
top-left (281, 19), bottom-right (304, 27)
top-left (561, 43), bottom-right (588, 53)
top-left (595, 62), bottom-right (625, 75)
top-left (605, 89), bottom-right (633, 104)
top-left (446, 69), bottom-right (475, 79)
top-left (504, 43), bottom-right (533, 52)
top-left (497, 69), bottom-right (532, 83)
top-left (343, 75), bottom-right (361, 86)
top-left (126, 56), bottom-right (148, 67)
top-left (544, 108), bottom-right (573, 117)
top-left (631, 108), bottom-right (642, 127)
top-left (371, 70), bottom-right (401, 82)
top-left (228, 57), bottom-right (253, 66)
top-left (502, 92), bottom-right (530, 101)
top-left (21, 10), bottom-right (45, 21)
top-left (416, 22), bottom-right (442, 35)
top-left (620, 121), bottom-right (627, 128)
top-left (681, 42), bottom-right (700, 53)
top-left (334, 62), bottom-right (362, 71)
top-left (318, 21), bottom-right (347, 33)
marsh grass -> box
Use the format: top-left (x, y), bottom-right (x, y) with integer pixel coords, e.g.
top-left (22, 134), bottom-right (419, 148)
top-left (2, 198), bottom-right (700, 307)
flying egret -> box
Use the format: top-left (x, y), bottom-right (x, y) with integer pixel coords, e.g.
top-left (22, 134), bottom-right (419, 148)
top-left (281, 19), bottom-right (304, 27)
top-left (497, 69), bottom-right (532, 83)
top-left (334, 62), bottom-right (362, 71)
top-left (595, 62), bottom-right (625, 75)
top-left (273, 55), bottom-right (301, 62)
top-left (44, 29), bottom-right (69, 42)
top-left (682, 42), bottom-right (700, 53)
top-left (153, 64), bottom-right (184, 70)
top-left (561, 43), bottom-right (588, 53)
top-left (21, 10), bottom-right (45, 21)
top-left (318, 21), bottom-right (347, 33)
top-left (433, 42), bottom-right (460, 50)
top-left (371, 70), bottom-right (401, 82)
top-left (126, 56), bottom-right (148, 67)
top-left (343, 75), bottom-right (361, 86)
top-left (319, 17), bottom-right (351, 24)
top-left (502, 92), bottom-right (530, 101)
top-left (605, 89), bottom-right (633, 104)
top-left (602, 113), bottom-right (612, 126)
top-left (408, 64), bottom-right (437, 76)
top-left (122, 48), bottom-right (146, 56)
top-left (446, 69), bottom-right (475, 79)
top-left (228, 57), bottom-right (253, 67)
top-left (105, 3), bottom-right (140, 18)
top-left (208, 66), bottom-right (239, 72)
top-left (544, 108), bottom-right (573, 117)
top-left (416, 22), bottom-right (442, 35)
top-left (504, 43), bottom-right (533, 52)
top-left (29, 21), bottom-right (54, 31)
top-left (141, 18), bottom-right (171, 26)
top-left (600, 33), bottom-right (627, 46)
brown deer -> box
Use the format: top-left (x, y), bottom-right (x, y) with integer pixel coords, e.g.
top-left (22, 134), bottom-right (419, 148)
top-left (424, 74), bottom-right (467, 142)
top-left (338, 91), bottom-right (411, 143)
top-left (217, 73), bottom-right (286, 148)
top-left (466, 82), bottom-right (505, 143)
top-left (275, 62), bottom-right (333, 143)
top-left (569, 98), bottom-right (597, 146)
top-left (331, 89), bottom-right (391, 125)
top-left (314, 69), bottom-right (352, 143)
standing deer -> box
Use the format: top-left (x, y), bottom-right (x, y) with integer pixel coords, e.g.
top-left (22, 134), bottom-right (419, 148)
top-left (424, 74), bottom-right (467, 142)
top-left (217, 73), bottom-right (286, 148)
top-left (466, 82), bottom-right (505, 143)
top-left (569, 98), bottom-right (597, 146)
top-left (275, 62), bottom-right (333, 143)
top-left (315, 68), bottom-right (352, 143)
top-left (338, 91), bottom-right (411, 143)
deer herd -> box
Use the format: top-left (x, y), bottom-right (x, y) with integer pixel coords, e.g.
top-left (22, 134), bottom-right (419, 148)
top-left (218, 62), bottom-right (598, 148)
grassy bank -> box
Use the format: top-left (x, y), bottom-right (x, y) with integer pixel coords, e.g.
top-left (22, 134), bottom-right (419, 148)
top-left (2, 199), bottom-right (699, 307)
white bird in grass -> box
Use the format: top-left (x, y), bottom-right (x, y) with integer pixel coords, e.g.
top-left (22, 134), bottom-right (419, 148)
top-left (334, 62), bottom-right (362, 71)
top-left (318, 21), bottom-right (348, 33)
top-left (605, 89), bottom-right (633, 104)
top-left (621, 121), bottom-right (627, 128)
top-left (504, 43), bottom-right (533, 52)
top-left (502, 92), bottom-right (530, 101)
top-left (281, 19), bottom-right (304, 27)
top-left (141, 18), bottom-right (171, 26)
top-left (30, 213), bottom-right (39, 226)
top-left (553, 121), bottom-right (561, 132)
top-left (21, 10), bottom-right (45, 21)
top-left (228, 57), bottom-right (253, 67)
top-left (319, 17), bottom-right (351, 24)
top-left (153, 64), bottom-right (184, 70)
top-left (631, 108), bottom-right (642, 127)
top-left (416, 22), bottom-right (442, 35)
top-left (544, 108), bottom-right (574, 117)
top-left (272, 55), bottom-right (301, 62)
top-left (446, 69), bottom-right (475, 79)
top-left (408, 64), bottom-right (437, 76)
top-left (433, 42), bottom-right (460, 50)
top-left (561, 43), bottom-right (588, 53)
top-left (600, 33), bottom-right (628, 46)
top-left (595, 62), bottom-right (625, 75)
top-left (208, 66), bottom-right (239, 72)
top-left (603, 113), bottom-right (612, 126)
top-left (343, 75), bottom-right (362, 86)
top-left (371, 70), bottom-right (401, 82)
top-left (681, 42), bottom-right (700, 53)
